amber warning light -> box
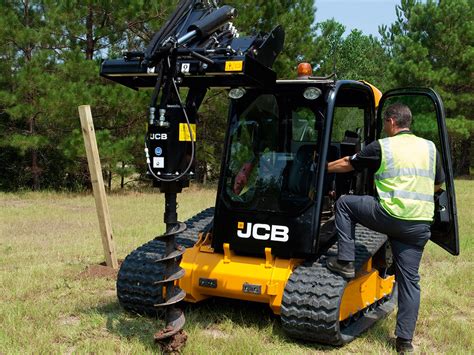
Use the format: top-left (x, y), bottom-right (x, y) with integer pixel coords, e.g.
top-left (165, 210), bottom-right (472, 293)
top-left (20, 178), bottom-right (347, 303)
top-left (297, 63), bottom-right (313, 78)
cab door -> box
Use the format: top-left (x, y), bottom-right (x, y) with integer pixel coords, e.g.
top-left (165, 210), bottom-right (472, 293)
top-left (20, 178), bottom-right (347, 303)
top-left (376, 88), bottom-right (459, 255)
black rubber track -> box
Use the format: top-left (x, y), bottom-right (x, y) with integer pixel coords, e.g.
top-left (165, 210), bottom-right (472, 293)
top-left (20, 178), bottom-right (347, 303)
top-left (281, 225), bottom-right (389, 345)
top-left (116, 208), bottom-right (214, 315)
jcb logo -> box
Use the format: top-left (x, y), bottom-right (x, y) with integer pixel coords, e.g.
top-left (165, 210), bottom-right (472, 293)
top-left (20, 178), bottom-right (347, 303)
top-left (150, 133), bottom-right (168, 140)
top-left (237, 222), bottom-right (289, 242)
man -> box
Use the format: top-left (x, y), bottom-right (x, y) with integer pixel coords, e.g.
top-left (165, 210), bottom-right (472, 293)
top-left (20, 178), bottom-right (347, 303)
top-left (326, 103), bottom-right (444, 353)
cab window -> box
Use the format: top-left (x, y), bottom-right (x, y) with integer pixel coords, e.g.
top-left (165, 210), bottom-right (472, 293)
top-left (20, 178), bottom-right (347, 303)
top-left (224, 92), bottom-right (322, 213)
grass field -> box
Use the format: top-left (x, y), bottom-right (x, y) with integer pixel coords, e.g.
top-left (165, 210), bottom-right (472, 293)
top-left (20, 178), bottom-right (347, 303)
top-left (0, 181), bottom-right (473, 354)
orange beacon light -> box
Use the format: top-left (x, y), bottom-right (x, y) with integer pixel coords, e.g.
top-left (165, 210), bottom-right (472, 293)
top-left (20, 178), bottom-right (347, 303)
top-left (297, 62), bottom-right (313, 78)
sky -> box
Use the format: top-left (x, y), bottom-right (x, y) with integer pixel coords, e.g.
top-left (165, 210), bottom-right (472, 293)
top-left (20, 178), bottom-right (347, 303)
top-left (315, 0), bottom-right (400, 38)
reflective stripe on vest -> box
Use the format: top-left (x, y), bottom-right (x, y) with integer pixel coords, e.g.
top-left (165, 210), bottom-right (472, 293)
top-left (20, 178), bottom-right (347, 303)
top-left (375, 134), bottom-right (436, 221)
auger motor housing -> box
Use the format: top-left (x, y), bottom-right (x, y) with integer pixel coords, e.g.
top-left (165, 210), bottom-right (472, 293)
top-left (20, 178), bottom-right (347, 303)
top-left (146, 105), bottom-right (197, 183)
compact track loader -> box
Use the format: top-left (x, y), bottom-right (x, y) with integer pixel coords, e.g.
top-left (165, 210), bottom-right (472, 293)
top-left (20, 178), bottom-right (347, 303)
top-left (101, 0), bottom-right (459, 345)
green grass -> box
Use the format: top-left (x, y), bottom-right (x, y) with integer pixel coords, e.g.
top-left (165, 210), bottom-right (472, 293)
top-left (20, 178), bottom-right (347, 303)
top-left (0, 181), bottom-right (473, 354)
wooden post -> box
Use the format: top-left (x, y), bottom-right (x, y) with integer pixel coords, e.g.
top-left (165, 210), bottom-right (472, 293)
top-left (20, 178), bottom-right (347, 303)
top-left (78, 105), bottom-right (119, 269)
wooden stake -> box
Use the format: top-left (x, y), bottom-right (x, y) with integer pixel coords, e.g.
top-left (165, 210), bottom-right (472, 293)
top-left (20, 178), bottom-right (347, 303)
top-left (78, 105), bottom-right (119, 269)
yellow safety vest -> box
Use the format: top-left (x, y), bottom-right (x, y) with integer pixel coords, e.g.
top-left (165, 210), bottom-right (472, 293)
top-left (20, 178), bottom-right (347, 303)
top-left (375, 133), bottom-right (436, 221)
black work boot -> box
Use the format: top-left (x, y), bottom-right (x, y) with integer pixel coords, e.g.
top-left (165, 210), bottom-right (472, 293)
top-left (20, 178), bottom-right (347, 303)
top-left (395, 337), bottom-right (414, 353)
top-left (326, 257), bottom-right (355, 278)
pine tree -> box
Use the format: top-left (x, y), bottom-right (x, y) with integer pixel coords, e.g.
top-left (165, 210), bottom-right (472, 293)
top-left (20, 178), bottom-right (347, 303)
top-left (0, 1), bottom-right (54, 190)
top-left (336, 30), bottom-right (390, 90)
top-left (312, 19), bottom-right (345, 77)
top-left (0, 0), bottom-right (177, 190)
top-left (41, 0), bottom-right (170, 188)
top-left (380, 0), bottom-right (474, 175)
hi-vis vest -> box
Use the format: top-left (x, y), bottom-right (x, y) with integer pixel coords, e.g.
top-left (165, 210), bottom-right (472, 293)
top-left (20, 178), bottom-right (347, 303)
top-left (375, 133), bottom-right (436, 221)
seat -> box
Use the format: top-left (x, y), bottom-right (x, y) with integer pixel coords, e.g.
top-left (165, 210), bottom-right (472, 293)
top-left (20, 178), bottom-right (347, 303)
top-left (323, 144), bottom-right (340, 196)
top-left (335, 130), bottom-right (362, 196)
top-left (287, 144), bottom-right (316, 196)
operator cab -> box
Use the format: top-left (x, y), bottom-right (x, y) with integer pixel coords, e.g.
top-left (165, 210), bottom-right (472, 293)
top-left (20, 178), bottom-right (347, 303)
top-left (212, 79), bottom-right (377, 258)
top-left (213, 80), bottom-right (459, 259)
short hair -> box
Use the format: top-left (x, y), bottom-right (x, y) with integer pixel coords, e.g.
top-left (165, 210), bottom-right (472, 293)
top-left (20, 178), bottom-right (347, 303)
top-left (383, 103), bottom-right (412, 128)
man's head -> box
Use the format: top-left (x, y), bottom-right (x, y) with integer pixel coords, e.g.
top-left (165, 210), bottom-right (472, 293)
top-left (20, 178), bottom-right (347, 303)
top-left (383, 103), bottom-right (412, 136)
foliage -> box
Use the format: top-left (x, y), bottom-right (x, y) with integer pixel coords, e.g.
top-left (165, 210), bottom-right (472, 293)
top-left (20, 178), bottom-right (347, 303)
top-left (0, 2), bottom-right (53, 190)
top-left (0, 0), bottom-right (320, 190)
top-left (192, 90), bottom-right (229, 184)
top-left (380, 0), bottom-right (474, 175)
top-left (0, 0), bottom-right (172, 190)
top-left (336, 30), bottom-right (391, 90)
top-left (313, 20), bottom-right (390, 90)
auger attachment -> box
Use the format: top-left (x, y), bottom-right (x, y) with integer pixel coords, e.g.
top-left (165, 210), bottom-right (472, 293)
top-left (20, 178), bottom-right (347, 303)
top-left (153, 191), bottom-right (188, 351)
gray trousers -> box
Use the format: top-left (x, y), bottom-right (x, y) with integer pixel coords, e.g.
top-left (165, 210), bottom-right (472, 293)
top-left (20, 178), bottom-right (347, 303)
top-left (335, 195), bottom-right (431, 340)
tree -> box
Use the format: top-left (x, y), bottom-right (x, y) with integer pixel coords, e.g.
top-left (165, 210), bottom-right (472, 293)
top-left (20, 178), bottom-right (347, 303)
top-left (313, 19), bottom-right (345, 77)
top-left (0, 0), bottom-right (178, 190)
top-left (42, 0), bottom-right (174, 188)
top-left (336, 30), bottom-right (391, 90)
top-left (312, 18), bottom-right (391, 90)
top-left (5, 0), bottom-right (453, 190)
top-left (0, 1), bottom-right (53, 190)
top-left (380, 0), bottom-right (474, 175)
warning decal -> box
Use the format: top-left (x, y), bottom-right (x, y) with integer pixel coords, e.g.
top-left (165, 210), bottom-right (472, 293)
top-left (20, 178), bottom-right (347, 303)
top-left (153, 157), bottom-right (164, 169)
top-left (225, 61), bottom-right (243, 72)
top-left (179, 123), bottom-right (197, 141)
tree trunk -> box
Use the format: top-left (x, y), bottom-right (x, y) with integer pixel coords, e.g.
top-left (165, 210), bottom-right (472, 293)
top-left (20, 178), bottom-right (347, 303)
top-left (121, 161), bottom-right (125, 189)
top-left (31, 145), bottom-right (40, 190)
top-left (29, 114), bottom-right (40, 190)
top-left (203, 163), bottom-right (207, 185)
top-left (24, 0), bottom-right (39, 190)
top-left (107, 170), bottom-right (112, 192)
top-left (457, 138), bottom-right (472, 176)
top-left (85, 5), bottom-right (95, 60)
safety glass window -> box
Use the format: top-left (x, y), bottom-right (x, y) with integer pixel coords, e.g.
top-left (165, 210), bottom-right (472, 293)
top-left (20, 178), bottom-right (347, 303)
top-left (224, 94), bottom-right (321, 213)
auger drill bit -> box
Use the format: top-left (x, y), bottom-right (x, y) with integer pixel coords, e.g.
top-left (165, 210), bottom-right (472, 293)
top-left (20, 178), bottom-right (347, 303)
top-left (154, 192), bottom-right (187, 349)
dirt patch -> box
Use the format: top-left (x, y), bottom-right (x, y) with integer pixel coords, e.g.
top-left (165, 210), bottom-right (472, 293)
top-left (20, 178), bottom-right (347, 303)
top-left (0, 199), bottom-right (32, 208)
top-left (202, 327), bottom-right (229, 339)
top-left (103, 289), bottom-right (116, 297)
top-left (58, 315), bottom-right (81, 326)
top-left (453, 312), bottom-right (471, 323)
top-left (78, 261), bottom-right (122, 280)
top-left (155, 329), bottom-right (188, 353)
